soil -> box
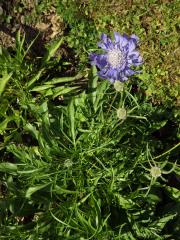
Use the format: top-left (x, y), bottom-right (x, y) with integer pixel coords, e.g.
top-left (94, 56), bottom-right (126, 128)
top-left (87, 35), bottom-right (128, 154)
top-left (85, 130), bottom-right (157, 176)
top-left (0, 0), bottom-right (65, 55)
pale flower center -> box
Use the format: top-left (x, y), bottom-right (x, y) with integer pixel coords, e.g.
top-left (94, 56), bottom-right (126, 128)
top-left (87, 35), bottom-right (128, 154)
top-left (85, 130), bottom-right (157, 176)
top-left (107, 49), bottom-right (123, 68)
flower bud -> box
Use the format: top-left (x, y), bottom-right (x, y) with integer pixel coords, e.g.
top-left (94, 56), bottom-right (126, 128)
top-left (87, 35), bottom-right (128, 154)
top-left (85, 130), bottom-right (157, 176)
top-left (114, 81), bottom-right (124, 92)
top-left (117, 108), bottom-right (127, 120)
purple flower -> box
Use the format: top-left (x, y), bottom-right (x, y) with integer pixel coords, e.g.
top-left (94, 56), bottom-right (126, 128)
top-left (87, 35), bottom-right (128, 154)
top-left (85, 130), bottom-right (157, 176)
top-left (90, 32), bottom-right (143, 83)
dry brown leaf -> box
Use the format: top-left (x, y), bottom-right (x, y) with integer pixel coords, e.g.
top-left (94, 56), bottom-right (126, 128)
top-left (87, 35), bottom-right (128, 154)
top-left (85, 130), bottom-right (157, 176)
top-left (35, 22), bottom-right (50, 31)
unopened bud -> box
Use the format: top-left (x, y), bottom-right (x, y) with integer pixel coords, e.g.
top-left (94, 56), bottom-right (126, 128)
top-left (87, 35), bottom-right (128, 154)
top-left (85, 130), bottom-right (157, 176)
top-left (114, 81), bottom-right (124, 92)
top-left (117, 108), bottom-right (127, 120)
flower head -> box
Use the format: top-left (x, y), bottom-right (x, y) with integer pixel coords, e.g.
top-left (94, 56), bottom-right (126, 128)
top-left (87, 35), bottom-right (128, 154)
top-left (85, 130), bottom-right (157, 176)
top-left (90, 32), bottom-right (143, 83)
top-left (150, 166), bottom-right (161, 178)
top-left (117, 108), bottom-right (127, 120)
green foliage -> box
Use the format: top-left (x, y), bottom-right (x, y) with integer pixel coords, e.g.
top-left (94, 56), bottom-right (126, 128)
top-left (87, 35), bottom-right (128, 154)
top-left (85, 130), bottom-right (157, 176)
top-left (57, 0), bottom-right (99, 66)
top-left (0, 30), bottom-right (84, 152)
top-left (0, 66), bottom-right (179, 238)
top-left (0, 1), bottom-right (179, 239)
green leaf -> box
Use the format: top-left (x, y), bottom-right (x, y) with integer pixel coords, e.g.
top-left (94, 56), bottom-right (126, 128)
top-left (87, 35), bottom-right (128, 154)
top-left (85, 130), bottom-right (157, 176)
top-left (75, 207), bottom-right (96, 233)
top-left (25, 183), bottom-right (51, 199)
top-left (17, 168), bottom-right (44, 175)
top-left (53, 86), bottom-right (79, 98)
top-left (42, 37), bottom-right (64, 64)
top-left (115, 193), bottom-right (135, 209)
top-left (0, 72), bottom-right (13, 95)
top-left (45, 73), bottom-right (83, 85)
top-left (15, 30), bottom-right (25, 61)
top-left (151, 214), bottom-right (176, 230)
top-left (44, 88), bottom-right (53, 97)
top-left (27, 69), bottom-right (44, 88)
top-left (68, 99), bottom-right (76, 145)
top-left (0, 99), bottom-right (9, 116)
top-left (94, 80), bottom-right (109, 111)
top-left (24, 123), bottom-right (39, 140)
top-left (54, 185), bottom-right (78, 195)
top-left (151, 120), bottom-right (167, 130)
top-left (30, 84), bottom-right (54, 92)
top-left (89, 66), bottom-right (98, 106)
top-left (0, 116), bottom-right (13, 134)
top-left (0, 162), bottom-right (17, 173)
top-left (165, 186), bottom-right (180, 201)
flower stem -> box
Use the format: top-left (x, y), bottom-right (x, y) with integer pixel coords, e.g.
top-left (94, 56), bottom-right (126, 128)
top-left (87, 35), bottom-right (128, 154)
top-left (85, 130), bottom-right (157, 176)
top-left (153, 142), bottom-right (180, 160)
top-left (107, 91), bottom-right (118, 115)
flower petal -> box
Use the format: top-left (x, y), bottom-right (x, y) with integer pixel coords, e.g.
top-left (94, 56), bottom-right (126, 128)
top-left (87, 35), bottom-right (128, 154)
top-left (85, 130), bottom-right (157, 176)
top-left (125, 68), bottom-right (136, 76)
top-left (101, 33), bottom-right (108, 42)
top-left (97, 42), bottom-right (108, 50)
top-left (120, 36), bottom-right (129, 48)
top-left (128, 40), bottom-right (136, 52)
top-left (128, 51), bottom-right (140, 59)
top-left (98, 33), bottom-right (113, 50)
top-left (114, 32), bottom-right (122, 43)
top-left (90, 53), bottom-right (108, 69)
top-left (98, 67), bottom-right (118, 83)
top-left (132, 58), bottom-right (143, 66)
top-left (120, 71), bottom-right (128, 81)
top-left (114, 32), bottom-right (129, 48)
top-left (130, 34), bottom-right (139, 44)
